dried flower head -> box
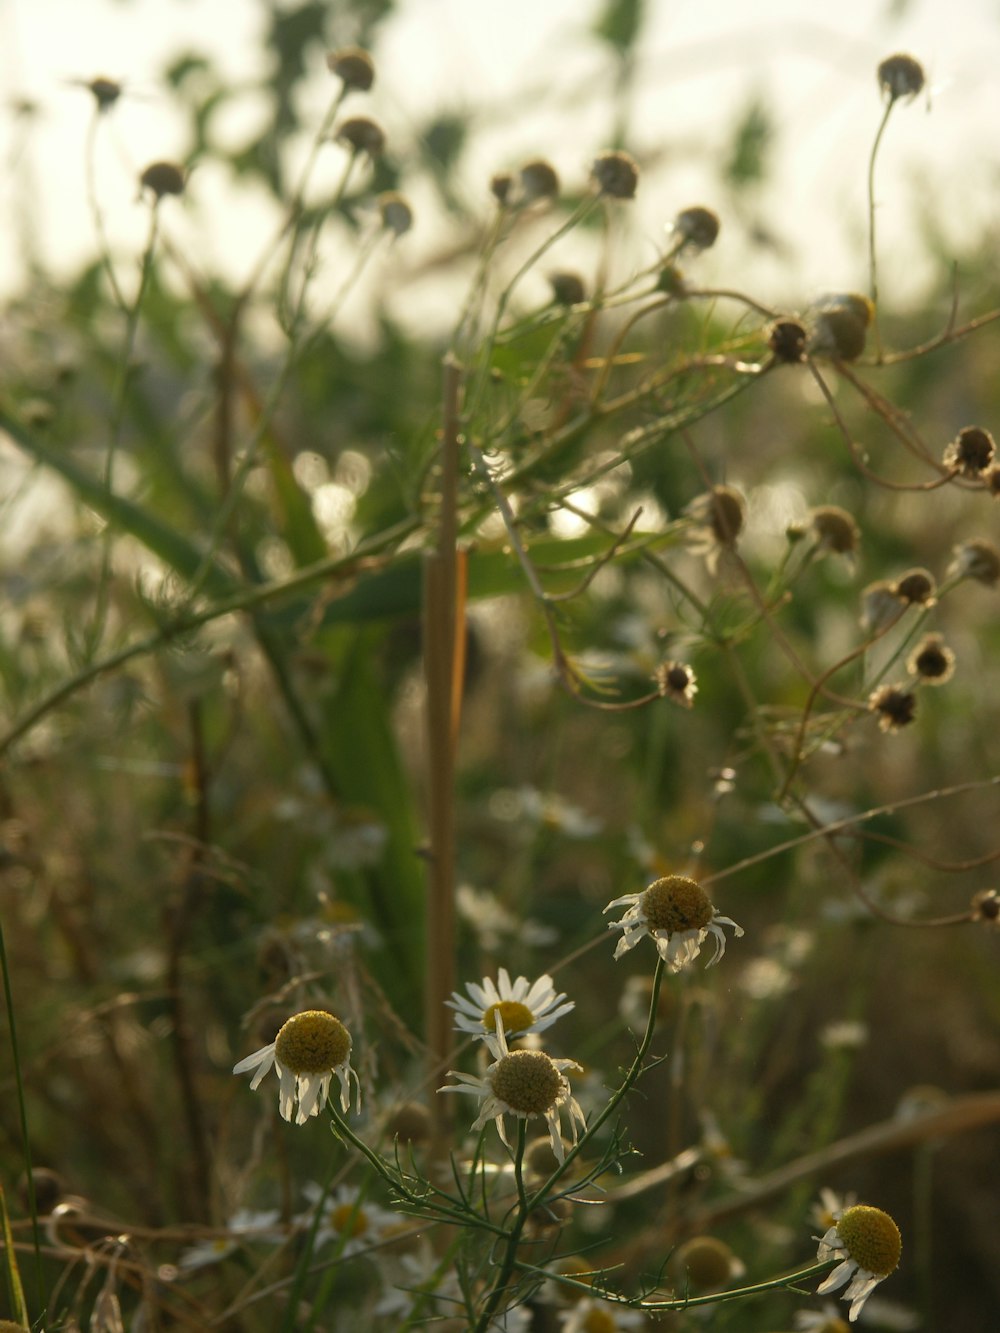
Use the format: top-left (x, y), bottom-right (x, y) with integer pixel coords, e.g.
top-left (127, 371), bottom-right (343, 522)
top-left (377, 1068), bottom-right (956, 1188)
top-left (768, 318), bottom-right (807, 364)
top-left (669, 1235), bottom-right (745, 1293)
top-left (654, 660), bottom-right (698, 708)
top-left (868, 685), bottom-right (917, 733)
top-left (439, 1017), bottom-right (585, 1162)
top-left (326, 47), bottom-right (375, 92)
top-left (377, 191), bottom-right (413, 237)
top-left (817, 1203), bottom-right (902, 1322)
top-left (948, 538), bottom-right (1000, 586)
top-left (490, 171), bottom-right (514, 205)
top-left (384, 1100), bottom-right (432, 1145)
top-left (891, 568), bottom-right (936, 606)
top-left (673, 205), bottom-right (720, 250)
top-left (549, 270), bottom-right (587, 306)
top-left (83, 76), bottom-right (122, 113)
top-left (971, 888), bottom-right (1000, 926)
top-left (810, 506), bottom-right (860, 557)
top-left (604, 875), bottom-right (743, 971)
top-left (943, 425), bottom-right (995, 478)
top-left (859, 580), bottom-right (904, 633)
top-left (656, 263), bottom-right (687, 296)
top-left (518, 158), bottom-right (560, 202)
top-left (336, 115), bottom-right (386, 157)
top-left (139, 161), bottom-right (186, 200)
top-left (808, 294), bottom-right (874, 361)
top-left (591, 149), bottom-right (639, 199)
top-left (877, 53), bottom-right (926, 104)
top-left (233, 1009), bottom-right (360, 1124)
top-left (906, 633), bottom-right (955, 685)
top-left (687, 484), bottom-right (746, 548)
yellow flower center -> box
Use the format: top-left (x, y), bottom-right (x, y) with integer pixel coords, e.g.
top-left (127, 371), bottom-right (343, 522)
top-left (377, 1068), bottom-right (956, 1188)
top-left (490, 1050), bottom-right (562, 1115)
top-left (671, 1235), bottom-right (735, 1291)
top-left (641, 876), bottom-right (713, 934)
top-left (274, 1011), bottom-right (351, 1075)
top-left (329, 1202), bottom-right (368, 1238)
top-left (836, 1205), bottom-right (901, 1278)
top-left (580, 1307), bottom-right (618, 1333)
top-left (482, 999), bottom-right (535, 1034)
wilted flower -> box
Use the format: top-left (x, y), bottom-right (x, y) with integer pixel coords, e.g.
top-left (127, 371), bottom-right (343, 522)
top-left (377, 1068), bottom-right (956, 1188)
top-left (947, 538), bottom-right (1000, 586)
top-left (970, 888), bottom-right (1000, 927)
top-left (518, 158), bottom-right (560, 202)
top-left (673, 205), bottom-right (720, 250)
top-left (877, 53), bottom-right (926, 104)
top-left (591, 149), bottom-right (639, 199)
top-left (336, 115), bottom-right (386, 157)
top-left (891, 568), bottom-right (936, 606)
top-left (868, 685), bottom-right (916, 733)
top-left (808, 294), bottom-right (874, 361)
top-left (943, 425), bottom-right (995, 478)
top-left (604, 875), bottom-right (743, 971)
top-left (233, 1010), bottom-right (360, 1124)
top-left (816, 1203), bottom-right (902, 1322)
top-left (859, 580), bottom-right (904, 632)
top-left (139, 161), bottom-right (186, 200)
top-left (439, 1017), bottom-right (586, 1163)
top-left (810, 506), bottom-right (860, 558)
top-left (326, 47), bottom-right (375, 92)
top-left (549, 271), bottom-right (587, 306)
top-left (377, 191), bottom-right (413, 237)
top-left (654, 660), bottom-right (698, 708)
top-left (906, 633), bottom-right (955, 685)
top-left (768, 318), bottom-right (807, 363)
top-left (685, 484), bottom-right (747, 569)
top-left (447, 968), bottom-right (574, 1039)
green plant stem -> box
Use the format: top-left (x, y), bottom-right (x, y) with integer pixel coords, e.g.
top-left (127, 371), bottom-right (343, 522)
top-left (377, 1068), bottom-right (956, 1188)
top-left (0, 917), bottom-right (45, 1320)
top-left (867, 98), bottom-right (894, 363)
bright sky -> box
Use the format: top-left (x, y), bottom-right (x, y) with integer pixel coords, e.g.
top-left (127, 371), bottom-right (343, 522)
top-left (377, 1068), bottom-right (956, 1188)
top-left (2, 0), bottom-right (998, 320)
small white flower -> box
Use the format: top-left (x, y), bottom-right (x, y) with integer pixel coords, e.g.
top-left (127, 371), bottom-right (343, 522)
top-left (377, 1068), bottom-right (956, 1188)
top-left (299, 1183), bottom-right (398, 1257)
top-left (439, 1017), bottom-right (586, 1163)
top-left (816, 1204), bottom-right (902, 1322)
top-left (811, 1188), bottom-right (857, 1234)
top-left (820, 1020), bottom-right (869, 1051)
top-left (559, 1295), bottom-right (646, 1331)
top-left (178, 1209), bottom-right (283, 1270)
top-left (604, 875), bottom-right (743, 972)
top-left (793, 1304), bottom-right (850, 1332)
top-left (233, 1010), bottom-right (360, 1125)
top-left (447, 968), bottom-right (574, 1040)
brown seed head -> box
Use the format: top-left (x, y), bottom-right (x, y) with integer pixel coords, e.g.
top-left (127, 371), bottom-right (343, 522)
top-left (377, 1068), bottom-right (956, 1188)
top-left (878, 53), bottom-right (926, 103)
top-left (674, 205), bottom-right (720, 250)
top-left (591, 149), bottom-right (639, 199)
top-left (868, 684), bottom-right (917, 733)
top-left (810, 505), bottom-right (860, 556)
top-left (518, 158), bottom-right (560, 202)
top-left (326, 47), bottom-right (375, 92)
top-left (548, 270), bottom-right (587, 306)
top-left (86, 77), bottom-right (122, 112)
top-left (336, 115), bottom-right (386, 157)
top-left (943, 425), bottom-right (995, 478)
top-left (768, 318), bottom-right (807, 363)
top-left (971, 889), bottom-right (1000, 925)
top-left (377, 191), bottom-right (413, 237)
top-left (892, 568), bottom-right (936, 606)
top-left (139, 161), bottom-right (186, 200)
top-left (949, 539), bottom-right (1000, 586)
top-left (669, 1236), bottom-right (741, 1293)
top-left (906, 633), bottom-right (955, 685)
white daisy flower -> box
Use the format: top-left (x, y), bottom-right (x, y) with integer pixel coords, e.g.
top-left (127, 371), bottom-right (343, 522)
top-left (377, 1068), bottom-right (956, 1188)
top-left (811, 1188), bottom-right (857, 1234)
top-left (299, 1182), bottom-right (398, 1257)
top-left (447, 968), bottom-right (575, 1040)
top-left (604, 875), bottom-right (743, 972)
top-left (559, 1296), bottom-right (646, 1331)
top-left (178, 1208), bottom-right (283, 1271)
top-left (816, 1204), bottom-right (902, 1323)
top-left (439, 1017), bottom-right (586, 1163)
top-left (793, 1304), bottom-right (850, 1332)
top-left (233, 1010), bottom-right (361, 1125)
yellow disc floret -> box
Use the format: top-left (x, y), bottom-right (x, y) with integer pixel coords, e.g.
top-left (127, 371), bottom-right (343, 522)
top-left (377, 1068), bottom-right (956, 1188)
top-left (483, 999), bottom-right (536, 1034)
top-left (836, 1205), bottom-right (902, 1278)
top-left (642, 876), bottom-right (714, 934)
top-left (491, 1050), bottom-right (562, 1115)
top-left (274, 1011), bottom-right (351, 1076)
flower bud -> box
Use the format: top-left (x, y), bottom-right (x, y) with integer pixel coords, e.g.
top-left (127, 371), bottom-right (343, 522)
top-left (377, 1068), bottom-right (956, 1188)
top-left (377, 191), bottom-right (413, 237)
top-left (591, 149), bottom-right (639, 199)
top-left (878, 53), bottom-right (926, 103)
top-left (673, 205), bottom-right (720, 250)
top-left (336, 115), bottom-right (386, 157)
top-left (518, 158), bottom-right (560, 202)
top-left (548, 270), bottom-right (587, 305)
top-left (139, 161), bottom-right (186, 200)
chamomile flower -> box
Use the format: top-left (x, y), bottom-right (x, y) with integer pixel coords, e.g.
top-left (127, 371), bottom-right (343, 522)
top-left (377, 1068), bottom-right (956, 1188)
top-left (559, 1295), bottom-right (646, 1331)
top-left (816, 1204), bottom-right (902, 1322)
top-left (794, 1305), bottom-right (850, 1333)
top-left (300, 1182), bottom-right (398, 1256)
top-left (447, 968), bottom-right (575, 1040)
top-left (178, 1209), bottom-right (283, 1270)
top-left (233, 1010), bottom-right (360, 1125)
top-left (604, 875), bottom-right (743, 972)
top-left (439, 1017), bottom-right (586, 1163)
